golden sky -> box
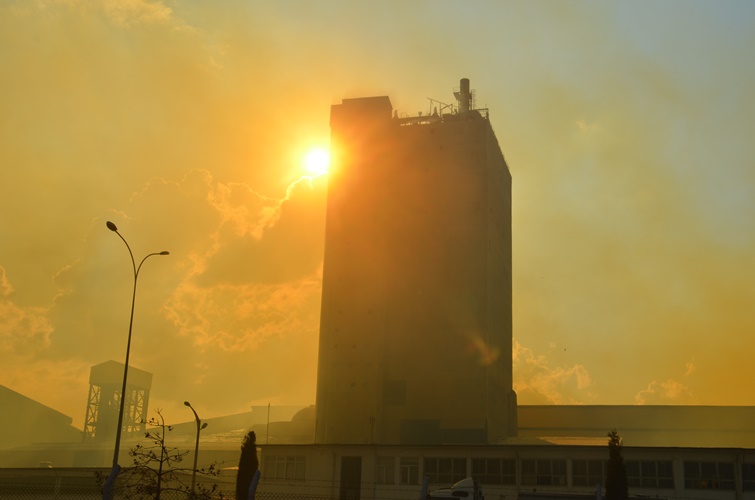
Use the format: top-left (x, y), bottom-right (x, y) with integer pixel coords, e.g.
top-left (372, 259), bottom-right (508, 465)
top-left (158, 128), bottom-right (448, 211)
top-left (1, 0), bottom-right (754, 430)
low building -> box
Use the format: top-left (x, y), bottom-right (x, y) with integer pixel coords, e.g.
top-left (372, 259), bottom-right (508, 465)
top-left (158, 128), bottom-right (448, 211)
top-left (0, 385), bottom-right (81, 452)
top-left (254, 441), bottom-right (755, 500)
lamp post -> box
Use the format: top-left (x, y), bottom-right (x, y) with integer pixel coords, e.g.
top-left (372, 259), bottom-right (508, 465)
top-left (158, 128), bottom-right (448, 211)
top-left (103, 221), bottom-right (169, 500)
top-left (184, 401), bottom-right (208, 498)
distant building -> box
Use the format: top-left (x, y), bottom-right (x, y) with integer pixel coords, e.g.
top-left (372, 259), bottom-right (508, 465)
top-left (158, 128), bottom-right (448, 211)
top-left (316, 79), bottom-right (517, 445)
top-left (0, 385), bottom-right (81, 451)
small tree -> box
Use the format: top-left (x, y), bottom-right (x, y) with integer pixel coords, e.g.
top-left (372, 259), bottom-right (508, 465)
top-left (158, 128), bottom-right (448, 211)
top-left (235, 431), bottom-right (259, 500)
top-left (98, 409), bottom-right (224, 500)
top-left (605, 429), bottom-right (628, 500)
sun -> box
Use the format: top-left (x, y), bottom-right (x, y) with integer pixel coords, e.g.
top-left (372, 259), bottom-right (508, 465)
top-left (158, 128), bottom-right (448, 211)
top-left (303, 148), bottom-right (330, 177)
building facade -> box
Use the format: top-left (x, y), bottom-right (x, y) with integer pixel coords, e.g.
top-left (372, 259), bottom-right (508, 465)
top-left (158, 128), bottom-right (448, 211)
top-left (315, 80), bottom-right (517, 445)
top-left (255, 442), bottom-right (755, 500)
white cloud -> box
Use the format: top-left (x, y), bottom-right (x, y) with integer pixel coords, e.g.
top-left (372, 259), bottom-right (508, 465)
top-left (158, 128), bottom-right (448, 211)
top-left (101, 0), bottom-right (173, 27)
top-left (513, 339), bottom-right (594, 405)
top-left (635, 379), bottom-right (697, 405)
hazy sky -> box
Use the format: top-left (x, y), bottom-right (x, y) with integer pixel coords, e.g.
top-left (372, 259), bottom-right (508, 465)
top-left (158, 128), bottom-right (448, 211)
top-left (1, 0), bottom-right (754, 430)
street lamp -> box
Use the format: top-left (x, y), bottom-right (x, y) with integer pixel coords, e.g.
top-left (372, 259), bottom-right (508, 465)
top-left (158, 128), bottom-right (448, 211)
top-left (103, 221), bottom-right (169, 500)
top-left (184, 401), bottom-right (208, 498)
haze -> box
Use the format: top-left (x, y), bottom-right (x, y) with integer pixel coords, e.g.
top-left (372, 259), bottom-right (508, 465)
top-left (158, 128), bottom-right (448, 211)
top-left (1, 0), bottom-right (754, 434)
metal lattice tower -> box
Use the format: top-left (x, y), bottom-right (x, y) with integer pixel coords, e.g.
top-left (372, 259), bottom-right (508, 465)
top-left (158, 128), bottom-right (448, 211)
top-left (83, 360), bottom-right (153, 442)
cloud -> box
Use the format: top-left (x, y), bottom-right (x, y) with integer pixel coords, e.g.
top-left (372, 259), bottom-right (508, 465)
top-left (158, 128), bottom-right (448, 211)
top-left (0, 267), bottom-right (14, 298)
top-left (635, 379), bottom-right (697, 405)
top-left (0, 268), bottom-right (54, 357)
top-left (9, 0), bottom-right (176, 27)
top-left (103, 167), bottom-right (327, 348)
top-left (152, 171), bottom-right (326, 352)
top-left (635, 359), bottom-right (699, 405)
top-left (164, 274), bottom-right (322, 352)
top-left (101, 0), bottom-right (173, 27)
top-left (513, 339), bottom-right (594, 405)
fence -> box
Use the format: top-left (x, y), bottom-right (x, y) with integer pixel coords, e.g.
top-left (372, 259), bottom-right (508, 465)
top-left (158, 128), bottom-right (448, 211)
top-left (0, 482), bottom-right (334, 500)
top-left (0, 470), bottom-right (335, 500)
top-left (0, 478), bottom-right (337, 500)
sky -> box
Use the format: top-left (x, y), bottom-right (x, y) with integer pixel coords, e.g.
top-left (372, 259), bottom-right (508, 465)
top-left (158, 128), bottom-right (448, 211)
top-left (1, 0), bottom-right (754, 432)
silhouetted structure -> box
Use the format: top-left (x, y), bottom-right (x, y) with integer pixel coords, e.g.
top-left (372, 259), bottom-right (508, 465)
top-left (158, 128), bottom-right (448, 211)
top-left (315, 79), bottom-right (517, 445)
top-left (0, 385), bottom-right (81, 451)
top-left (83, 360), bottom-right (152, 442)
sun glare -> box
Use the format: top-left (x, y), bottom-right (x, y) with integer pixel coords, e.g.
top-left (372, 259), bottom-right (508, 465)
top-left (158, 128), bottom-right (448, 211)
top-left (304, 148), bottom-right (330, 177)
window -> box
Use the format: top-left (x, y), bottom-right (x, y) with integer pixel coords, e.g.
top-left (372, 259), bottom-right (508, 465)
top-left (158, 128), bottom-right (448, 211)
top-left (743, 463), bottom-right (755, 491)
top-left (376, 457), bottom-right (395, 485)
top-left (424, 458), bottom-right (467, 485)
top-left (400, 457), bottom-right (419, 485)
top-left (472, 458), bottom-right (515, 485)
top-left (264, 455), bottom-right (305, 481)
top-left (572, 460), bottom-right (606, 487)
top-left (521, 459), bottom-right (567, 486)
top-left (684, 461), bottom-right (734, 490)
top-left (625, 460), bottom-right (673, 489)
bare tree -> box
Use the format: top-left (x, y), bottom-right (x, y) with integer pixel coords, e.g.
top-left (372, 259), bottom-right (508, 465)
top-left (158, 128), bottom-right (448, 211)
top-left (98, 409), bottom-right (225, 499)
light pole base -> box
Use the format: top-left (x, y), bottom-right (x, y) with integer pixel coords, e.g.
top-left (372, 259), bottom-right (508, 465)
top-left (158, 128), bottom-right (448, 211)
top-left (102, 464), bottom-right (121, 500)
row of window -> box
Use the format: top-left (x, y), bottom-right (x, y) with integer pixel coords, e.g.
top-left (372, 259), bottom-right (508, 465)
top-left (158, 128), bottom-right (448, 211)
top-left (380, 458), bottom-right (675, 488)
top-left (265, 456), bottom-right (755, 491)
top-left (264, 455), bottom-right (306, 481)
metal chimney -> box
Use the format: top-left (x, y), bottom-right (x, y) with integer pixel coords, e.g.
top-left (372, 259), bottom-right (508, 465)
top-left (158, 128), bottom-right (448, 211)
top-left (459, 78), bottom-right (471, 113)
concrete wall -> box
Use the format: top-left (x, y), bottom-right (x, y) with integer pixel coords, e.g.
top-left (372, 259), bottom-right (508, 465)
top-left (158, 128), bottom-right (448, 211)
top-left (518, 405), bottom-right (755, 448)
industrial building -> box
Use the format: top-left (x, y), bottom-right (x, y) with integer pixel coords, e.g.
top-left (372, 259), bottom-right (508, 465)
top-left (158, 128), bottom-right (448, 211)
top-left (316, 79), bottom-right (517, 445)
top-left (82, 360), bottom-right (153, 443)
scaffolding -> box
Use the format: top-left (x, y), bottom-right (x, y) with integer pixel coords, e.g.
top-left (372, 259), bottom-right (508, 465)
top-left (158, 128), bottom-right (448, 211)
top-left (83, 360), bottom-right (153, 442)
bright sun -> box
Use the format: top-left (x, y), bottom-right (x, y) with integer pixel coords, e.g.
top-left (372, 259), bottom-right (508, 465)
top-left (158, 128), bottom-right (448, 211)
top-left (304, 148), bottom-right (330, 176)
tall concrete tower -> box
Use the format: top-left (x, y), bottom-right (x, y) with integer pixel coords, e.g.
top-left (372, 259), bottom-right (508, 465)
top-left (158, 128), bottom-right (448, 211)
top-left (315, 79), bottom-right (516, 445)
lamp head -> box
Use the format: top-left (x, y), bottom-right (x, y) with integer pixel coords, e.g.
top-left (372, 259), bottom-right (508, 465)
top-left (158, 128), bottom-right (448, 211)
top-left (184, 401), bottom-right (191, 407)
top-left (201, 422), bottom-right (208, 430)
top-left (106, 221), bottom-right (118, 232)
top-left (160, 251), bottom-right (170, 255)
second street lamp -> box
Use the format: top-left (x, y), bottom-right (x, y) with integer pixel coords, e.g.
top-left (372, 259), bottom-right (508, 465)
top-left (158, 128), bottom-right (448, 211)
top-left (184, 401), bottom-right (208, 498)
top-left (103, 221), bottom-right (169, 500)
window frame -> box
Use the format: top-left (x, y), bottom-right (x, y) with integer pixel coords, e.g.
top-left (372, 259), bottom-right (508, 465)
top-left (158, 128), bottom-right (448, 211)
top-left (572, 459), bottom-right (607, 487)
top-left (521, 459), bottom-right (567, 487)
top-left (423, 457), bottom-right (467, 485)
top-left (625, 460), bottom-right (674, 489)
top-left (400, 457), bottom-right (420, 485)
top-left (684, 461), bottom-right (735, 490)
top-left (376, 456), bottom-right (396, 485)
top-left (264, 455), bottom-right (306, 481)
top-left (472, 457), bottom-right (515, 485)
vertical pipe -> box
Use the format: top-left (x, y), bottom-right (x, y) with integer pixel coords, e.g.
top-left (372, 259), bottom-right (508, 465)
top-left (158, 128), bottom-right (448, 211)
top-left (460, 78), bottom-right (471, 113)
